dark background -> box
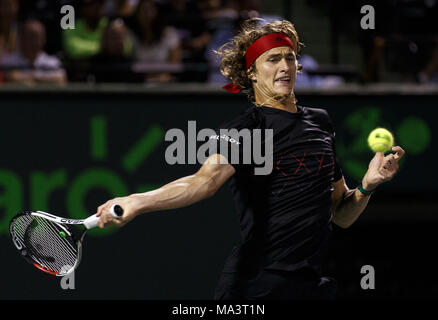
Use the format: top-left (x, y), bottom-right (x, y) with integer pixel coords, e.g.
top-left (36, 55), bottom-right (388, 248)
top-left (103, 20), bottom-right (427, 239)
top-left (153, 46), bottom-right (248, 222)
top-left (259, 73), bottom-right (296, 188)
top-left (0, 86), bottom-right (436, 299)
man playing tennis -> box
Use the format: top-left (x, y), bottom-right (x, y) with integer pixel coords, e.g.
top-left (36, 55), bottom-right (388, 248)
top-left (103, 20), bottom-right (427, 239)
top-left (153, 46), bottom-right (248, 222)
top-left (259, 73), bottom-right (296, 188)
top-left (96, 18), bottom-right (405, 299)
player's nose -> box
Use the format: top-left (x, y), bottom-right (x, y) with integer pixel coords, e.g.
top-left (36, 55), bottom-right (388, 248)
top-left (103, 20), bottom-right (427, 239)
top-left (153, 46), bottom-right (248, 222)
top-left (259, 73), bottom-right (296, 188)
top-left (278, 57), bottom-right (291, 72)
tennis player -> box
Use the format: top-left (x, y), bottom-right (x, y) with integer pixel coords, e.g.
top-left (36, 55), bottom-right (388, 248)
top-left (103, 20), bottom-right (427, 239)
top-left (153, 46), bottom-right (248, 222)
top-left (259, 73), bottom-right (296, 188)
top-left (96, 18), bottom-right (405, 299)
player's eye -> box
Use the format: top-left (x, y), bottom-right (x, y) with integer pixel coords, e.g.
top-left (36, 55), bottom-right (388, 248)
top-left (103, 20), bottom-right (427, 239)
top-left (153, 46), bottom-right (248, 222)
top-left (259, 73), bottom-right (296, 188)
top-left (268, 56), bottom-right (295, 63)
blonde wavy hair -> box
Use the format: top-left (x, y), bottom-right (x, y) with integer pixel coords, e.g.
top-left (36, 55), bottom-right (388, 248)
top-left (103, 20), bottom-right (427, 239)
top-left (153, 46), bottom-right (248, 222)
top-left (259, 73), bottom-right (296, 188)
top-left (215, 18), bottom-right (303, 102)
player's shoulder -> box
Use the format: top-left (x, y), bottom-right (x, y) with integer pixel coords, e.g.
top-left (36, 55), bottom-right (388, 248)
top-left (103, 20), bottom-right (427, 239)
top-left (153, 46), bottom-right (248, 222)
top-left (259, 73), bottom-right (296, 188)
top-left (303, 105), bottom-right (335, 131)
top-left (304, 105), bottom-right (330, 118)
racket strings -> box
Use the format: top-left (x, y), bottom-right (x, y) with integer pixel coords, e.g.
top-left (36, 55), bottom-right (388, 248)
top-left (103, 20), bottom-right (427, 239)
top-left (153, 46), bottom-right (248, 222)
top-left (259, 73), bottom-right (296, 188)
top-left (12, 215), bottom-right (79, 274)
top-left (11, 214), bottom-right (32, 248)
top-left (26, 218), bottom-right (78, 271)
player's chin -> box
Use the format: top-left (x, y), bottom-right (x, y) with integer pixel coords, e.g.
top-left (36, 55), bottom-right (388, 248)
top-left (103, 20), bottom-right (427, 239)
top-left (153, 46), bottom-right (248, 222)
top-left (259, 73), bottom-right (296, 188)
top-left (273, 85), bottom-right (293, 95)
top-left (273, 88), bottom-right (294, 101)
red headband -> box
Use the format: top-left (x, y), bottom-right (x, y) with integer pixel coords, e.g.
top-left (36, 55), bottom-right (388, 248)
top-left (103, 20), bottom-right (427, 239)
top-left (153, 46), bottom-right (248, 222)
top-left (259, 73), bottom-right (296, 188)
top-left (222, 33), bottom-right (295, 93)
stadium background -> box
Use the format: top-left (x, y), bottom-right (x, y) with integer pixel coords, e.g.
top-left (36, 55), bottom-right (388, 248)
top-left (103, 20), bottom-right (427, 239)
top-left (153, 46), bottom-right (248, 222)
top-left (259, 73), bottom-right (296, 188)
top-left (0, 0), bottom-right (437, 299)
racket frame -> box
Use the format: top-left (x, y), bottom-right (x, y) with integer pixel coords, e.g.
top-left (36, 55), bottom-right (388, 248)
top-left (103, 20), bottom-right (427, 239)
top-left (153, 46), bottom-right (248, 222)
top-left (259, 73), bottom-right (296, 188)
top-left (9, 211), bottom-right (94, 276)
top-left (10, 206), bottom-right (122, 277)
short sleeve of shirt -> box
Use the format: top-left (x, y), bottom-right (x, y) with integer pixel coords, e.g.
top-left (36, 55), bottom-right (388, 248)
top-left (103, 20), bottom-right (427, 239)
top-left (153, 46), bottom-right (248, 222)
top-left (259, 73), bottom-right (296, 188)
top-left (207, 107), bottom-right (260, 172)
top-left (325, 110), bottom-right (343, 182)
top-left (312, 107), bottom-right (343, 183)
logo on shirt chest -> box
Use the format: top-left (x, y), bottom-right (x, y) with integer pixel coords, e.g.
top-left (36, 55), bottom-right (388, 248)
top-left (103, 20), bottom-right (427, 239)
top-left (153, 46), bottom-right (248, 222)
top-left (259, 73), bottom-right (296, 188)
top-left (275, 151), bottom-right (334, 177)
top-left (270, 150), bottom-right (335, 198)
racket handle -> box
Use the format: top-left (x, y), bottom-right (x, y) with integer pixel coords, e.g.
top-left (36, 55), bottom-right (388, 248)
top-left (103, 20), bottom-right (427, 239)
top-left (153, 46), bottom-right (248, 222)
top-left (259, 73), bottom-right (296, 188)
top-left (84, 215), bottom-right (100, 229)
top-left (84, 205), bottom-right (124, 229)
top-left (110, 204), bottom-right (124, 218)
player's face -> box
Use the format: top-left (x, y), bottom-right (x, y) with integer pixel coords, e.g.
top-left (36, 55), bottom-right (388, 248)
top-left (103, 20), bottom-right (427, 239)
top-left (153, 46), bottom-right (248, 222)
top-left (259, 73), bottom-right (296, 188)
top-left (251, 46), bottom-right (297, 99)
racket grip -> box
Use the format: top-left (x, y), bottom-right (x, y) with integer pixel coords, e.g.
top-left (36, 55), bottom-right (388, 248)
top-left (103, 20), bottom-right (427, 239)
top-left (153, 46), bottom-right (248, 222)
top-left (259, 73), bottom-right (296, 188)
top-left (84, 215), bottom-right (100, 229)
top-left (110, 204), bottom-right (124, 218)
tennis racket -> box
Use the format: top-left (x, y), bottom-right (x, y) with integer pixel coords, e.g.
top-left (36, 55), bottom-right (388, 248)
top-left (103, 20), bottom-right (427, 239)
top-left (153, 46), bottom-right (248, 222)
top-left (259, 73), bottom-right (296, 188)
top-left (9, 204), bottom-right (124, 276)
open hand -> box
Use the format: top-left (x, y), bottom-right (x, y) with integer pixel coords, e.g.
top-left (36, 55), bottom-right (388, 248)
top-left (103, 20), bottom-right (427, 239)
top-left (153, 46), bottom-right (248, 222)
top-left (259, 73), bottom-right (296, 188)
top-left (362, 146), bottom-right (405, 190)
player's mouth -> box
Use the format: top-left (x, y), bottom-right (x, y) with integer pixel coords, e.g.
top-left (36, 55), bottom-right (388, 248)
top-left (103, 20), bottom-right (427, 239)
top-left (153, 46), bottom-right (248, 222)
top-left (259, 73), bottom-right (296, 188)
top-left (274, 76), bottom-right (292, 85)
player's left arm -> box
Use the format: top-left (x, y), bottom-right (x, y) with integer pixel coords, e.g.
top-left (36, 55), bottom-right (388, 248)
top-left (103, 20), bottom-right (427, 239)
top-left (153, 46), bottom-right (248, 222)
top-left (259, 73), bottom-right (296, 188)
top-left (331, 146), bottom-right (405, 228)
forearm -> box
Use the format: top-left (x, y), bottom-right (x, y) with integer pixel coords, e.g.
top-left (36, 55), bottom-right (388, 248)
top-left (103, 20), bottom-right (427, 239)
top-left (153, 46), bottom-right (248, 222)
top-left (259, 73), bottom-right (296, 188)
top-left (129, 173), bottom-right (216, 215)
top-left (333, 186), bottom-right (372, 228)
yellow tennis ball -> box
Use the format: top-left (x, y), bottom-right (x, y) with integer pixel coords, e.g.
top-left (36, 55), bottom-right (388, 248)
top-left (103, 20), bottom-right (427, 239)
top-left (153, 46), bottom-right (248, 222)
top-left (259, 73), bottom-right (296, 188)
top-left (367, 128), bottom-right (394, 153)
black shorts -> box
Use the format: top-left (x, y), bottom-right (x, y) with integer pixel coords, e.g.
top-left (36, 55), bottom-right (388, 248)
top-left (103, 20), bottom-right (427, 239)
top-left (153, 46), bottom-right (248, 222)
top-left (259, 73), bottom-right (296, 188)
top-left (214, 267), bottom-right (337, 300)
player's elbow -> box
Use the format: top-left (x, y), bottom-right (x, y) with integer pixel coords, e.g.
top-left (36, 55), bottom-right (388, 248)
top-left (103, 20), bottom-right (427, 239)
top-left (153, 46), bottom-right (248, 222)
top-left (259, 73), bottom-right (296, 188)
top-left (334, 221), bottom-right (351, 229)
top-left (207, 176), bottom-right (221, 198)
top-left (194, 172), bottom-right (219, 199)
top-left (195, 155), bottom-right (235, 199)
top-left (332, 216), bottom-right (352, 229)
top-left (206, 186), bottom-right (217, 199)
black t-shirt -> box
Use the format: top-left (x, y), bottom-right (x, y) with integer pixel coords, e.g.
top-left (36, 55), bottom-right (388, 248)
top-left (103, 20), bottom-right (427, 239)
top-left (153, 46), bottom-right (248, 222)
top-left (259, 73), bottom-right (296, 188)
top-left (209, 104), bottom-right (343, 275)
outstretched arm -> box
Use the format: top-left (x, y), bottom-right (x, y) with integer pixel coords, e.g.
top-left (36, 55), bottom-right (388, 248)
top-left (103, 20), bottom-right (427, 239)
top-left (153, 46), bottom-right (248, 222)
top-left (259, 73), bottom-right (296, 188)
top-left (96, 154), bottom-right (235, 228)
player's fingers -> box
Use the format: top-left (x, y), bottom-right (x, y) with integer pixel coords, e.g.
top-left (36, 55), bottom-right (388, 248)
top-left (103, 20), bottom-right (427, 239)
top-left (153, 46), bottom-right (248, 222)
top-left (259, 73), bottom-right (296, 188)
top-left (386, 155), bottom-right (398, 168)
top-left (101, 216), bottom-right (114, 228)
top-left (99, 218), bottom-right (111, 229)
top-left (97, 214), bottom-right (106, 228)
top-left (392, 146), bottom-right (405, 161)
top-left (381, 158), bottom-right (399, 178)
top-left (384, 153), bottom-right (395, 161)
top-left (374, 152), bottom-right (384, 158)
top-left (383, 154), bottom-right (395, 168)
top-left (104, 209), bottom-right (113, 224)
top-left (96, 203), bottom-right (108, 216)
top-left (98, 206), bottom-right (111, 226)
top-left (96, 205), bottom-right (103, 217)
top-left (104, 219), bottom-right (114, 228)
top-left (111, 207), bottom-right (126, 226)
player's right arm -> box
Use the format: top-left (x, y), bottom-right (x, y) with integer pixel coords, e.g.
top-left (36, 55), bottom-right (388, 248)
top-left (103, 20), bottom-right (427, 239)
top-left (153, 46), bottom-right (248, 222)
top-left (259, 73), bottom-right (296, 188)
top-left (96, 154), bottom-right (235, 228)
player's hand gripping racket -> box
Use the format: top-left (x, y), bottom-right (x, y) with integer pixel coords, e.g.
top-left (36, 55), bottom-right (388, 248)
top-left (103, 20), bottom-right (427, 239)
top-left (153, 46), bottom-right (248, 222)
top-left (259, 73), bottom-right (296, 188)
top-left (9, 204), bottom-right (124, 276)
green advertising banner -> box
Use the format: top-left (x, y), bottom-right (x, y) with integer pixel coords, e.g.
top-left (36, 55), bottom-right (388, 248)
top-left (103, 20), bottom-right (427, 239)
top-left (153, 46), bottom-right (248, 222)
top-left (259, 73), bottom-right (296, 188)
top-left (0, 87), bottom-right (436, 299)
top-left (0, 90), bottom-right (434, 237)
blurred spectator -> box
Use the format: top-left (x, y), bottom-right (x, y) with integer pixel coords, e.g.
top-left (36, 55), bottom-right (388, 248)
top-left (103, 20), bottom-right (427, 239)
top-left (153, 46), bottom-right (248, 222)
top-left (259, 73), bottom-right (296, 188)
top-left (0, 19), bottom-right (67, 85)
top-left (18, 0), bottom-right (66, 55)
top-left (294, 54), bottom-right (344, 88)
top-left (206, 0), bottom-right (283, 84)
top-left (90, 19), bottom-right (141, 83)
top-left (0, 0), bottom-right (19, 56)
top-left (63, 0), bottom-right (109, 60)
top-left (0, 0), bottom-right (20, 83)
top-left (159, 0), bottom-right (212, 81)
top-left (105, 0), bottom-right (138, 20)
top-left (418, 40), bottom-right (438, 83)
top-left (205, 1), bottom-right (240, 84)
top-left (125, 0), bottom-right (182, 82)
top-left (357, 0), bottom-right (438, 83)
top-left (239, 0), bottom-right (283, 22)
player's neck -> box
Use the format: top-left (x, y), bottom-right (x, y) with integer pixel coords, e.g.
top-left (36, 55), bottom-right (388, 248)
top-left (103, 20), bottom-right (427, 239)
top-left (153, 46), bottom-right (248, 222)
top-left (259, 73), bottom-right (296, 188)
top-left (273, 99), bottom-right (298, 113)
top-left (254, 92), bottom-right (298, 113)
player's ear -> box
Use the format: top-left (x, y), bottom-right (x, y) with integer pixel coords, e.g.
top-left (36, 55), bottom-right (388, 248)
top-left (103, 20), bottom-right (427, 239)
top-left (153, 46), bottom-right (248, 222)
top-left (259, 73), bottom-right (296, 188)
top-left (247, 69), bottom-right (257, 82)
top-left (297, 61), bottom-right (302, 74)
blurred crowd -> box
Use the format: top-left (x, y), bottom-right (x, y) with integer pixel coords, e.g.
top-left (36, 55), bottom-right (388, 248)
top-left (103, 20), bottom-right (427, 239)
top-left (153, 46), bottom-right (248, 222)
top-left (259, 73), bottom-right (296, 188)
top-left (0, 0), bottom-right (271, 86)
top-left (312, 0), bottom-right (438, 84)
top-left (1, 0), bottom-right (438, 86)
